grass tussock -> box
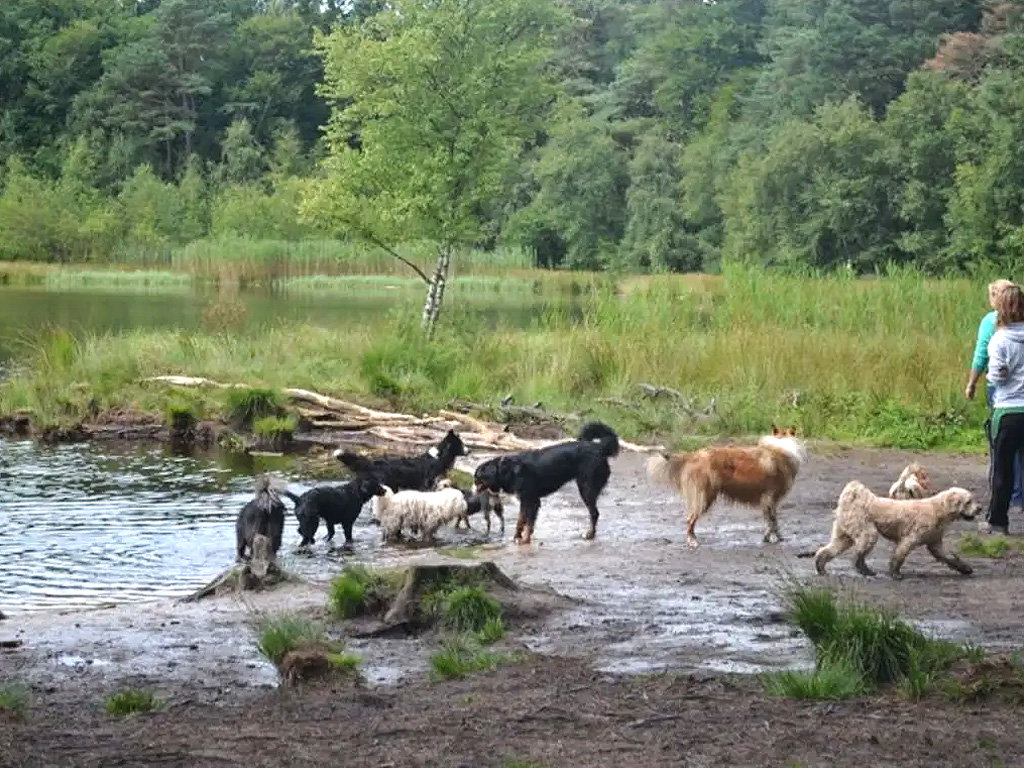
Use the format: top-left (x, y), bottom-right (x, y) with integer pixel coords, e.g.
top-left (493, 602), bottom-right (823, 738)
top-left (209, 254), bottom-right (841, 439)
top-left (762, 584), bottom-right (980, 700)
top-left (255, 614), bottom-right (336, 666)
top-left (0, 685), bottom-right (29, 719)
top-left (104, 689), bottom-right (162, 716)
top-left (436, 586), bottom-right (503, 634)
top-left (328, 565), bottom-right (399, 619)
top-left (759, 659), bottom-right (866, 700)
top-left (428, 637), bottom-right (526, 681)
top-left (959, 533), bottom-right (1024, 558)
top-left (0, 266), bottom-right (998, 449)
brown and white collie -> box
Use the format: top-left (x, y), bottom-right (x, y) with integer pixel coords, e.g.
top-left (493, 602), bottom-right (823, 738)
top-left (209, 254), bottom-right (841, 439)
top-left (647, 426), bottom-right (807, 548)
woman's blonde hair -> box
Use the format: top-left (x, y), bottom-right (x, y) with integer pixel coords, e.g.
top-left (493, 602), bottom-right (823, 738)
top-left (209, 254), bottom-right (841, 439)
top-left (989, 279), bottom-right (1016, 307)
top-left (997, 284), bottom-right (1024, 327)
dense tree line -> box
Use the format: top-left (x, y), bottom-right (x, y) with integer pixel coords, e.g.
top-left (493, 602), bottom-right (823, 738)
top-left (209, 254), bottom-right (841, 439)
top-left (1, 0), bottom-right (1022, 275)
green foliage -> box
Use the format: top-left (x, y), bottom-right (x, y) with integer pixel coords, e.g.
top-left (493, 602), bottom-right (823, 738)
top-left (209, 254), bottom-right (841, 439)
top-left (104, 689), bottom-right (162, 716)
top-left (959, 533), bottom-right (1024, 558)
top-left (428, 637), bottom-right (525, 681)
top-left (775, 584), bottom-right (977, 699)
top-left (225, 387), bottom-right (285, 429)
top-left (328, 565), bottom-right (393, 619)
top-left (0, 685), bottom-right (29, 719)
top-left (474, 616), bottom-right (506, 646)
top-left (437, 587), bottom-right (503, 634)
top-left (760, 660), bottom-right (866, 700)
top-left (251, 415), bottom-right (297, 438)
top-left (0, 0), bottom-right (1015, 274)
top-left (255, 615), bottom-right (334, 666)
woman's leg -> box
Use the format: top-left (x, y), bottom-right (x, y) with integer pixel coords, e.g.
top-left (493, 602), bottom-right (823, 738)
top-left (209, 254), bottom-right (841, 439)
top-left (988, 413), bottom-right (1024, 531)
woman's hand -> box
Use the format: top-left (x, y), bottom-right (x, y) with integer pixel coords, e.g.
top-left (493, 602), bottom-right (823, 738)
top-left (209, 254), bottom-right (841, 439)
top-left (966, 380), bottom-right (977, 400)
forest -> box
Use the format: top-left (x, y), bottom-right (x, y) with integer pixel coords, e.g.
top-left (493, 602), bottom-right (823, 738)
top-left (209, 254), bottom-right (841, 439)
top-left (1, 0), bottom-right (1021, 276)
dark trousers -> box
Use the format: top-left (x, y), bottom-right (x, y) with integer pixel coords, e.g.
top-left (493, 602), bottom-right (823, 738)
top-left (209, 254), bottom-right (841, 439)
top-left (988, 412), bottom-right (1024, 529)
top-left (986, 387), bottom-right (1024, 507)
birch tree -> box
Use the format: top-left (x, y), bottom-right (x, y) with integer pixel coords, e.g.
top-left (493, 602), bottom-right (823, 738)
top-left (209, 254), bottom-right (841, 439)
top-left (304, 0), bottom-right (563, 334)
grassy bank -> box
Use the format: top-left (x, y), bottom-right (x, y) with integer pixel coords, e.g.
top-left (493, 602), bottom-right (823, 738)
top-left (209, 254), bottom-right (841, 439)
top-left (0, 266), bottom-right (993, 450)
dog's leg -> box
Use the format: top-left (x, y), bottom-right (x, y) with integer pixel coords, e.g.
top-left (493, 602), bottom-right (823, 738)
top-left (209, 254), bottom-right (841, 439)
top-left (577, 466), bottom-right (608, 541)
top-left (851, 530), bottom-right (879, 577)
top-left (887, 536), bottom-right (920, 580)
top-left (761, 497), bottom-right (784, 544)
top-left (324, 520), bottom-right (336, 543)
top-left (926, 541), bottom-right (974, 576)
top-left (518, 497), bottom-right (541, 545)
top-left (684, 486), bottom-right (714, 549)
top-left (813, 524), bottom-right (852, 575)
top-left (342, 520), bottom-right (355, 549)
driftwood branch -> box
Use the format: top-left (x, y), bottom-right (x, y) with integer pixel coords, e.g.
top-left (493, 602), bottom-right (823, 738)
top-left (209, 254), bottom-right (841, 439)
top-left (142, 376), bottom-right (663, 453)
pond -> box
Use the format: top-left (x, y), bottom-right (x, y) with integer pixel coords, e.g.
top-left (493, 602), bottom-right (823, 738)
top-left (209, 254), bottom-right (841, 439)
top-left (0, 281), bottom-right (578, 365)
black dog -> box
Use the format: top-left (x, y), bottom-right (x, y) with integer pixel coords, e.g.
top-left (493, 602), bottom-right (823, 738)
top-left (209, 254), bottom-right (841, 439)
top-left (334, 429), bottom-right (467, 491)
top-left (285, 476), bottom-right (387, 548)
top-left (473, 421), bottom-right (619, 544)
top-left (235, 476), bottom-right (288, 561)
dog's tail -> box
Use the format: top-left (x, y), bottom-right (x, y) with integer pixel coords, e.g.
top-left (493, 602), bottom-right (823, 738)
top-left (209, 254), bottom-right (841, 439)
top-left (578, 421), bottom-right (620, 457)
top-left (280, 489), bottom-right (302, 505)
top-left (646, 452), bottom-right (679, 489)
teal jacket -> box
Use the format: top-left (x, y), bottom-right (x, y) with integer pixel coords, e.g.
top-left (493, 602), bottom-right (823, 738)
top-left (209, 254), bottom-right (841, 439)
top-left (972, 310), bottom-right (998, 372)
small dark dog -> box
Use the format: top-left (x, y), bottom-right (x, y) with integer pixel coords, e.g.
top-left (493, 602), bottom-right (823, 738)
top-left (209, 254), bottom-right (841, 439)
top-left (334, 430), bottom-right (467, 491)
top-left (473, 421), bottom-right (619, 544)
top-left (285, 476), bottom-right (387, 548)
top-left (236, 476), bottom-right (288, 561)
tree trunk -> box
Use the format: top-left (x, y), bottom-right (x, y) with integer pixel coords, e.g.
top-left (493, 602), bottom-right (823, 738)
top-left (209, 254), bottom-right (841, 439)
top-left (421, 245), bottom-right (451, 336)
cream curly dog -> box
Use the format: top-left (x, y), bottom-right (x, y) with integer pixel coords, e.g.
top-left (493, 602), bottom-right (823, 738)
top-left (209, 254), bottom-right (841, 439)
top-left (813, 481), bottom-right (981, 579)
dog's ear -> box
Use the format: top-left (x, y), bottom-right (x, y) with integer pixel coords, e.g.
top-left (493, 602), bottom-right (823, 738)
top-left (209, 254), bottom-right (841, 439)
top-left (771, 424), bottom-right (780, 436)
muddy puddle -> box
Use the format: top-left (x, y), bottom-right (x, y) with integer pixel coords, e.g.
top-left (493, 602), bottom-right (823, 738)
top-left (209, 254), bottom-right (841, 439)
top-left (3, 437), bottom-right (1020, 693)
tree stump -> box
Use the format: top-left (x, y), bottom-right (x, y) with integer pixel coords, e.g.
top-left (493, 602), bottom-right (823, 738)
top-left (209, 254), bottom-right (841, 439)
top-left (383, 561), bottom-right (518, 627)
top-left (180, 535), bottom-right (291, 602)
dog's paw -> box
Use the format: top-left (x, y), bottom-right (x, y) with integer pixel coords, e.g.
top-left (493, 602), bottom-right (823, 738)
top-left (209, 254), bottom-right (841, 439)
top-left (686, 538), bottom-right (700, 549)
top-left (582, 529), bottom-right (596, 541)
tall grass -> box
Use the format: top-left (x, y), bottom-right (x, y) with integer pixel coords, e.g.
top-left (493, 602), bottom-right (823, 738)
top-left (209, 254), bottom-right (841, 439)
top-left (762, 585), bottom-right (977, 700)
top-left (0, 266), bottom-right (995, 449)
top-left (164, 236), bottom-right (535, 282)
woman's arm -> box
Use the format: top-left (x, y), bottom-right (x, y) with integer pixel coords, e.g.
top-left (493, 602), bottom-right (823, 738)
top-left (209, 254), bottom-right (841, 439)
top-left (987, 332), bottom-right (1009, 386)
top-left (967, 313), bottom-right (997, 399)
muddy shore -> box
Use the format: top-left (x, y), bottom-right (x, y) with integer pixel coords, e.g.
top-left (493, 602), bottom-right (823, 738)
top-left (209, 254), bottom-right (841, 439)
top-left (4, 443), bottom-right (1024, 766)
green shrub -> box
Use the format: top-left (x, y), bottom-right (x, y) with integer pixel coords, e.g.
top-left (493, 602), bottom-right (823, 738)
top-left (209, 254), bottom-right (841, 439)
top-left (104, 689), bottom-right (161, 716)
top-left (255, 615), bottom-right (333, 665)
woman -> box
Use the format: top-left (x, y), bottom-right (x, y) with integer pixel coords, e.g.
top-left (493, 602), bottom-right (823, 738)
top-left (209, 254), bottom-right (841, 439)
top-left (984, 283), bottom-right (1024, 534)
top-left (967, 279), bottom-right (1023, 512)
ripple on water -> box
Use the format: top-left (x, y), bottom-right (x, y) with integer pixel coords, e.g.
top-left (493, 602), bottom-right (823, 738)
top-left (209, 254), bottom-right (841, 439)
top-left (0, 439), bottom-right (370, 613)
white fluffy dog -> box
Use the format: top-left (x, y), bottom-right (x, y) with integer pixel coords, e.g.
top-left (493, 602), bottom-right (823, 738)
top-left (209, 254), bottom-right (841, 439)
top-left (373, 485), bottom-right (471, 544)
top-left (813, 481), bottom-right (981, 579)
top-left (887, 462), bottom-right (930, 500)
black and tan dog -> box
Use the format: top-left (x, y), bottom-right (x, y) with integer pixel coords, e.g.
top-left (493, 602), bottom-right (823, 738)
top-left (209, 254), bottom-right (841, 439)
top-left (235, 476), bottom-right (288, 561)
top-left (473, 421), bottom-right (619, 544)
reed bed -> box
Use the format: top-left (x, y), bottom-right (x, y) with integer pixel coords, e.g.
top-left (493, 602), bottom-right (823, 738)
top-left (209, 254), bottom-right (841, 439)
top-left (0, 266), bottom-right (993, 449)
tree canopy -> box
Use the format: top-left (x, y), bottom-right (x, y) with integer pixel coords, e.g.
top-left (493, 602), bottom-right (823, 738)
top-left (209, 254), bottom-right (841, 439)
top-left (3, 0), bottom-right (1024, 276)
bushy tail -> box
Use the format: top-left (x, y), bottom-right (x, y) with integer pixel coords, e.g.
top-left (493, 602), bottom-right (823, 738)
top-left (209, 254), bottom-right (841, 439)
top-left (646, 453), bottom-right (679, 488)
top-left (578, 421), bottom-right (619, 457)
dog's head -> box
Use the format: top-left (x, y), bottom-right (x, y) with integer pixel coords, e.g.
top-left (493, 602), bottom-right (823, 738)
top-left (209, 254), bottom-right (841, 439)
top-left (296, 506), bottom-right (319, 548)
top-left (894, 462), bottom-right (930, 498)
top-left (771, 425), bottom-right (798, 438)
top-left (942, 487), bottom-right (982, 521)
top-left (356, 476), bottom-right (387, 501)
top-left (433, 429), bottom-right (468, 460)
top-left (473, 456), bottom-right (517, 494)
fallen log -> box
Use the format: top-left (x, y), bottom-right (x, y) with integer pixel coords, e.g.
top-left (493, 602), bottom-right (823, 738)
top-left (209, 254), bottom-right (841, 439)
top-left (144, 376), bottom-right (662, 452)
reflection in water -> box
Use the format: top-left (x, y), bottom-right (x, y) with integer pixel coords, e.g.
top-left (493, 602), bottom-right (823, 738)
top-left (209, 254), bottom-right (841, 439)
top-left (0, 439), bottom-right (370, 612)
top-left (0, 283), bottom-right (579, 363)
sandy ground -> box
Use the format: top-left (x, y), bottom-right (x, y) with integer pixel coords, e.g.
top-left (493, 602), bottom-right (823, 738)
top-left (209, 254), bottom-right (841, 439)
top-left (4, 444), bottom-right (1024, 767)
